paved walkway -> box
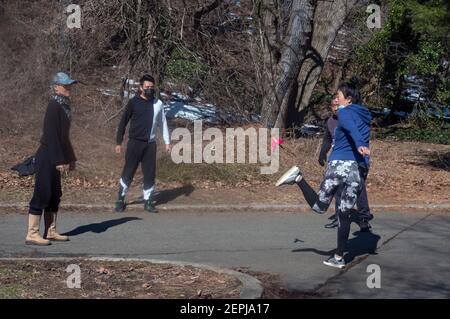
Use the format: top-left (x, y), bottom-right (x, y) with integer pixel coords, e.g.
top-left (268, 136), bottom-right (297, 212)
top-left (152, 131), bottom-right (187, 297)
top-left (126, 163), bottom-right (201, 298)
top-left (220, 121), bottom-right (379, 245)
top-left (1, 209), bottom-right (449, 298)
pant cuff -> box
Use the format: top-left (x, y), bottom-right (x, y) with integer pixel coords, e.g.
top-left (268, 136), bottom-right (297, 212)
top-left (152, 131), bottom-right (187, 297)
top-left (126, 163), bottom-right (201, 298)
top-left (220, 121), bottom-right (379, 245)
top-left (143, 186), bottom-right (155, 200)
top-left (119, 178), bottom-right (129, 196)
top-left (29, 209), bottom-right (43, 216)
top-left (312, 201), bottom-right (328, 214)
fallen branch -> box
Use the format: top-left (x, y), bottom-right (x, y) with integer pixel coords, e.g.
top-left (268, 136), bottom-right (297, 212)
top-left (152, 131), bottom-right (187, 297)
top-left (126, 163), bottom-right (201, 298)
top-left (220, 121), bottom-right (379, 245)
top-left (104, 103), bottom-right (128, 124)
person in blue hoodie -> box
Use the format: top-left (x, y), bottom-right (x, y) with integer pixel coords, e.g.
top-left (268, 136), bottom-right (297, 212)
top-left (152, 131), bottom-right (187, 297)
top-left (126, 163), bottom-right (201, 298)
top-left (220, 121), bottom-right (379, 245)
top-left (319, 95), bottom-right (373, 231)
top-left (275, 80), bottom-right (372, 269)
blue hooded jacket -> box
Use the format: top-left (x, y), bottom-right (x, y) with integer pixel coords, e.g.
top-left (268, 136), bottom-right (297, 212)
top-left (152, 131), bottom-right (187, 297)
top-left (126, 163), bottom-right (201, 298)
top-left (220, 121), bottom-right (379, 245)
top-left (328, 104), bottom-right (372, 165)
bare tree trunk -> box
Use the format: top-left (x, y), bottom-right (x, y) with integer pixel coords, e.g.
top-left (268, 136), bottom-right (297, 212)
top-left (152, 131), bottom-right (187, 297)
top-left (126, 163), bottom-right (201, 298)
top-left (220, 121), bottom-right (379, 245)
top-left (273, 0), bottom-right (315, 128)
top-left (193, 0), bottom-right (221, 33)
top-left (258, 0), bottom-right (314, 128)
top-left (0, 0), bottom-right (5, 17)
top-left (124, 0), bottom-right (175, 94)
top-left (256, 0), bottom-right (358, 128)
top-left (258, 0), bottom-right (283, 124)
top-left (135, 0), bottom-right (143, 54)
top-left (295, 0), bottom-right (357, 113)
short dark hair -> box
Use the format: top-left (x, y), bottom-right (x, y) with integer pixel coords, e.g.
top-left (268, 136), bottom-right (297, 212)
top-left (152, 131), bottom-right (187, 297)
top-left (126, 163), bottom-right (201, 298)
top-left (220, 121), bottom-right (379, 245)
top-left (338, 77), bottom-right (361, 104)
top-left (140, 74), bottom-right (155, 85)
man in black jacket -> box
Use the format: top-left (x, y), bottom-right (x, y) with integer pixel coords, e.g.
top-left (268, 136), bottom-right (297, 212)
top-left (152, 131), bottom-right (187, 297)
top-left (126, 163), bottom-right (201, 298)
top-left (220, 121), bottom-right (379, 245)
top-left (115, 74), bottom-right (171, 213)
top-left (26, 72), bottom-right (77, 246)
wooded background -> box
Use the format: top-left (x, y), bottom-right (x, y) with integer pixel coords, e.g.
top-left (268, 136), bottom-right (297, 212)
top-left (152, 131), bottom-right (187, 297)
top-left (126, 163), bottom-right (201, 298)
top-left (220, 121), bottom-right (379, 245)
top-left (0, 0), bottom-right (448, 134)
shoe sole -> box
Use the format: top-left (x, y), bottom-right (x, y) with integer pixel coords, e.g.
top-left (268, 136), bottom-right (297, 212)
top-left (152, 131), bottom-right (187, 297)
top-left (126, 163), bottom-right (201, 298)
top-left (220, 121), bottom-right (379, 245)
top-left (25, 240), bottom-right (51, 246)
top-left (323, 261), bottom-right (345, 269)
top-left (275, 166), bottom-right (300, 186)
top-left (46, 238), bottom-right (70, 241)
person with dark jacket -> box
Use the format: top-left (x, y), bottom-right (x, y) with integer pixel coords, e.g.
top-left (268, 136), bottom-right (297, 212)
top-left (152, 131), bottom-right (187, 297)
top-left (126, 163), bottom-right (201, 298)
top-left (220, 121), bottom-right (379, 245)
top-left (115, 74), bottom-right (171, 213)
top-left (319, 96), bottom-right (373, 231)
top-left (318, 101), bottom-right (339, 168)
top-left (276, 80), bottom-right (372, 269)
top-left (26, 72), bottom-right (78, 246)
top-left (319, 97), bottom-right (339, 228)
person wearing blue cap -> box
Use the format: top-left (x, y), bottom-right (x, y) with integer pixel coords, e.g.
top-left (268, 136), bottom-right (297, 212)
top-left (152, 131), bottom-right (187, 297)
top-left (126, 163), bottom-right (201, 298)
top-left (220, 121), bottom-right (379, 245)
top-left (26, 72), bottom-right (78, 246)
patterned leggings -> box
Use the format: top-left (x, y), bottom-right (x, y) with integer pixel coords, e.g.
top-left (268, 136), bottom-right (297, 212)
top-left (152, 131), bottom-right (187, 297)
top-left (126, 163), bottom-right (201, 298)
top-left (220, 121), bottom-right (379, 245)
top-left (316, 160), bottom-right (364, 214)
top-left (297, 160), bottom-right (366, 257)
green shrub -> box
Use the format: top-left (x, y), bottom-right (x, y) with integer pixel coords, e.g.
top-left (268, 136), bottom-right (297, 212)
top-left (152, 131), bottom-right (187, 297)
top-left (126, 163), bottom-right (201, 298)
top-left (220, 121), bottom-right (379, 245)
top-left (165, 49), bottom-right (208, 84)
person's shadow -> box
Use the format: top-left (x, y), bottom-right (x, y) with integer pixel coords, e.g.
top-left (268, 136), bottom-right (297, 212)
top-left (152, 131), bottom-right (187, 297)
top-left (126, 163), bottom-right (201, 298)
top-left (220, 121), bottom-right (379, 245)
top-left (343, 231), bottom-right (380, 263)
top-left (126, 184), bottom-right (195, 206)
top-left (62, 217), bottom-right (142, 236)
top-left (292, 217), bottom-right (381, 264)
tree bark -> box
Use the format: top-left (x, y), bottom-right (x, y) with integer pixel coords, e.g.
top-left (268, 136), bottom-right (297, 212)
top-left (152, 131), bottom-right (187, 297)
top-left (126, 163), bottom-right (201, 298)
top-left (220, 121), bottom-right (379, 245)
top-left (295, 0), bottom-right (357, 113)
top-left (257, 0), bottom-right (358, 128)
top-left (193, 0), bottom-right (221, 33)
top-left (259, 0), bottom-right (314, 128)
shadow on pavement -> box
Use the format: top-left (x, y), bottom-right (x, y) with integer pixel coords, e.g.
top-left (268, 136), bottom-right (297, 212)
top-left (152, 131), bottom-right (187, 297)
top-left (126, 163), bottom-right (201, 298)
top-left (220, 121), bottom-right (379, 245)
top-left (126, 184), bottom-right (195, 206)
top-left (154, 184), bottom-right (195, 205)
top-left (292, 229), bottom-right (381, 263)
top-left (291, 247), bottom-right (336, 256)
top-left (344, 231), bottom-right (380, 263)
top-left (62, 217), bottom-right (142, 236)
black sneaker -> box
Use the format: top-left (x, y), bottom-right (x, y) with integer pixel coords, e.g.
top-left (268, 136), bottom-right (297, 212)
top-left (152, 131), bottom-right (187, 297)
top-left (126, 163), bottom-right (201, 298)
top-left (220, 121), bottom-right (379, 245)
top-left (324, 219), bottom-right (338, 229)
top-left (144, 200), bottom-right (158, 213)
top-left (359, 219), bottom-right (372, 232)
top-left (115, 197), bottom-right (126, 213)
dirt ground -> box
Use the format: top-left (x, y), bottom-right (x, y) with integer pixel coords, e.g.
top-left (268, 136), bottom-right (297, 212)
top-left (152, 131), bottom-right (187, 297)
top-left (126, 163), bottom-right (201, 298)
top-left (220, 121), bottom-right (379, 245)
top-left (238, 270), bottom-right (327, 299)
top-left (0, 259), bottom-right (331, 299)
top-left (1, 132), bottom-right (449, 209)
top-left (0, 259), bottom-right (242, 299)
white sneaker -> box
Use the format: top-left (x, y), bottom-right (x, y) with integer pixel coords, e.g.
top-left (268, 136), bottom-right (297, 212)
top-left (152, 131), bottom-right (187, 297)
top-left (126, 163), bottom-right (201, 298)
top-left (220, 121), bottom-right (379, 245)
top-left (323, 256), bottom-right (346, 269)
top-left (275, 166), bottom-right (302, 186)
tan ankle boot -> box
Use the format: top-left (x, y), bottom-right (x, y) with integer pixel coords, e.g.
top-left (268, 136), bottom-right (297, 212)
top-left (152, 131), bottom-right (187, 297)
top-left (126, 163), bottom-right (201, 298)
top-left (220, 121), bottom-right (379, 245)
top-left (25, 214), bottom-right (51, 246)
top-left (44, 211), bottom-right (69, 241)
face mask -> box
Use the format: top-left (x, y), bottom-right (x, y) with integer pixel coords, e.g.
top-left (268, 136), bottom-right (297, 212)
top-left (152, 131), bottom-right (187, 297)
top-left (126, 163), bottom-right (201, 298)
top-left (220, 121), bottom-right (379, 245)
top-left (143, 88), bottom-right (155, 100)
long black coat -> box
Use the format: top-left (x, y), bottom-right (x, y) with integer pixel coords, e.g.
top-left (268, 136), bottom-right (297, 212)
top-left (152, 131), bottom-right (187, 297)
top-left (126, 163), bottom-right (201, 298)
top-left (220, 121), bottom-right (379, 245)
top-left (39, 98), bottom-right (76, 166)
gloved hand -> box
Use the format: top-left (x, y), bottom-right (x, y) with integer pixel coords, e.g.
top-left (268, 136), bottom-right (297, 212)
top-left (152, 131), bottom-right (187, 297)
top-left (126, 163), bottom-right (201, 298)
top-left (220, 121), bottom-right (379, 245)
top-left (318, 154), bottom-right (327, 167)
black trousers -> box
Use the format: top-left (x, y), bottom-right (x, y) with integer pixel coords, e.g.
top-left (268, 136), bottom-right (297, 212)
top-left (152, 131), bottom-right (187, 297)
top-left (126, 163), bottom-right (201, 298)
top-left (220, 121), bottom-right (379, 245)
top-left (356, 167), bottom-right (373, 224)
top-left (120, 139), bottom-right (156, 200)
top-left (29, 146), bottom-right (62, 215)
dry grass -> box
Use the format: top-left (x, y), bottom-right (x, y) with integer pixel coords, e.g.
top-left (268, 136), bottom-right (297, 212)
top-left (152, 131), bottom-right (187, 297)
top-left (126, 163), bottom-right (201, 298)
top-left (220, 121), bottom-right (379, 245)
top-left (1, 125), bottom-right (449, 207)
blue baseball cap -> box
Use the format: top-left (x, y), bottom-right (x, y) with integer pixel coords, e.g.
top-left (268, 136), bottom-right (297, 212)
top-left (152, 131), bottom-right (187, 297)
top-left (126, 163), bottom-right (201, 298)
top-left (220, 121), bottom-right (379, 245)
top-left (52, 72), bottom-right (78, 85)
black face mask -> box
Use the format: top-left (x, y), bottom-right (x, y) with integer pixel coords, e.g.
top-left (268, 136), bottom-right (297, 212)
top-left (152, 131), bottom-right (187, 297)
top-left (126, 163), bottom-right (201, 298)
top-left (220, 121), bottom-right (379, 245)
top-left (143, 88), bottom-right (155, 100)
